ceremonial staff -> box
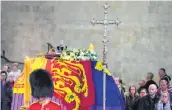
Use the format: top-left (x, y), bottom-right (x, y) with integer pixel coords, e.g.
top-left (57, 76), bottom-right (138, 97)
top-left (90, 3), bottom-right (121, 110)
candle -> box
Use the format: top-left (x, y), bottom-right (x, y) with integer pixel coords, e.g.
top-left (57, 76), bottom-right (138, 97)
top-left (24, 57), bottom-right (31, 107)
top-left (89, 44), bottom-right (94, 51)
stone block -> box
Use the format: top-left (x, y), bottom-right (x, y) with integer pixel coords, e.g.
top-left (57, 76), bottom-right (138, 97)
top-left (2, 1), bottom-right (172, 85)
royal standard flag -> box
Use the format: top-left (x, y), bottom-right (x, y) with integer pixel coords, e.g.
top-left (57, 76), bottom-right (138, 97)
top-left (90, 61), bottom-right (125, 110)
top-left (45, 59), bottom-right (95, 110)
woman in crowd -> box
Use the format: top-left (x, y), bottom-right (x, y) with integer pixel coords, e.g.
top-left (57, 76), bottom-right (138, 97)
top-left (125, 85), bottom-right (139, 110)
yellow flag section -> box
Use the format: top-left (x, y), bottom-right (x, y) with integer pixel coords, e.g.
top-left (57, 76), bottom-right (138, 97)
top-left (95, 61), bottom-right (112, 76)
top-left (13, 57), bottom-right (47, 106)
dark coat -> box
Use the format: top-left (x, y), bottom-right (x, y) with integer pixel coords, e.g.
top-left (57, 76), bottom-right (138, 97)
top-left (1, 81), bottom-right (14, 110)
top-left (137, 94), bottom-right (160, 110)
top-left (144, 80), bottom-right (158, 92)
top-left (133, 97), bottom-right (141, 110)
top-left (125, 95), bottom-right (140, 110)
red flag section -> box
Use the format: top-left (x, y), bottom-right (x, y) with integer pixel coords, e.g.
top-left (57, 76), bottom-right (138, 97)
top-left (79, 61), bottom-right (95, 110)
top-left (45, 59), bottom-right (95, 110)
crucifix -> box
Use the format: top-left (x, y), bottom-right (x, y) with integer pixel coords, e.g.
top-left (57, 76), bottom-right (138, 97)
top-left (90, 3), bottom-right (121, 110)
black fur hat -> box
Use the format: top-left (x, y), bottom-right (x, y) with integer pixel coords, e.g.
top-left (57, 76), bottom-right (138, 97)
top-left (29, 69), bottom-right (54, 99)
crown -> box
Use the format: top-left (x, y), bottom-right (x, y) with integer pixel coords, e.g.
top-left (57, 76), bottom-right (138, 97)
top-left (56, 40), bottom-right (67, 53)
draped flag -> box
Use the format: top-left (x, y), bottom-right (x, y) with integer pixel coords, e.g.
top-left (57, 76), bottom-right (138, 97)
top-left (79, 61), bottom-right (95, 110)
top-left (13, 57), bottom-right (125, 110)
top-left (45, 59), bottom-right (95, 110)
top-left (13, 57), bottom-right (47, 94)
top-left (90, 61), bottom-right (125, 110)
top-left (13, 58), bottom-right (95, 110)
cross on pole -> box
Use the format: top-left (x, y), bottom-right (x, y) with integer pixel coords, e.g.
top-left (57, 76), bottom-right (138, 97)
top-left (90, 3), bottom-right (121, 110)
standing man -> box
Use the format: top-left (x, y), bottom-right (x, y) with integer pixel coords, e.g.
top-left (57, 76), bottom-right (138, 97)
top-left (1, 71), bottom-right (13, 110)
top-left (28, 69), bottom-right (61, 110)
top-left (158, 68), bottom-right (171, 84)
top-left (138, 84), bottom-right (160, 110)
top-left (114, 76), bottom-right (120, 86)
top-left (144, 72), bottom-right (158, 92)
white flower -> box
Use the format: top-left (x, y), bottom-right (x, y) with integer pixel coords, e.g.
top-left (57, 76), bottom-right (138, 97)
top-left (60, 48), bottom-right (98, 61)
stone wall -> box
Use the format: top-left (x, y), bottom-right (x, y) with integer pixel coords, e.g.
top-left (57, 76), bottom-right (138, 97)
top-left (2, 1), bottom-right (172, 85)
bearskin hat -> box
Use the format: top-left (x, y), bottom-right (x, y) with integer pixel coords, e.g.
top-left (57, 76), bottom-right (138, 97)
top-left (29, 69), bottom-right (54, 99)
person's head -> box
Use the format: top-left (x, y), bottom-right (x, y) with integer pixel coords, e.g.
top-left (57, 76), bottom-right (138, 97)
top-left (29, 69), bottom-right (54, 99)
top-left (2, 64), bottom-right (10, 72)
top-left (8, 73), bottom-right (14, 82)
top-left (114, 76), bottom-right (119, 85)
top-left (139, 88), bottom-right (147, 97)
top-left (1, 71), bottom-right (7, 81)
top-left (138, 80), bottom-right (146, 87)
top-left (161, 91), bottom-right (169, 104)
top-left (149, 84), bottom-right (157, 96)
top-left (160, 79), bottom-right (168, 91)
top-left (129, 85), bottom-right (137, 96)
top-left (11, 63), bottom-right (19, 71)
top-left (159, 68), bottom-right (166, 78)
top-left (119, 79), bottom-right (123, 85)
top-left (146, 72), bottom-right (154, 80)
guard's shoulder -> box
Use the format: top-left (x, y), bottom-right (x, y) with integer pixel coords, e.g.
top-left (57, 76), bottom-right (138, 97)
top-left (50, 101), bottom-right (61, 106)
top-left (29, 101), bottom-right (39, 108)
top-left (49, 101), bottom-right (61, 109)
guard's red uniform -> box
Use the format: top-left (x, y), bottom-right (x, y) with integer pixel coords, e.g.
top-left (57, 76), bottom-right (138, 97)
top-left (28, 101), bottom-right (61, 110)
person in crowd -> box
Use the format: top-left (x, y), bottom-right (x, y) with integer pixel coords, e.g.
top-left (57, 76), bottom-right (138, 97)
top-left (119, 78), bottom-right (126, 93)
top-left (7, 72), bottom-right (15, 88)
top-left (157, 78), bottom-right (169, 96)
top-left (138, 84), bottom-right (160, 110)
top-left (156, 91), bottom-right (171, 110)
top-left (9, 63), bottom-right (21, 81)
top-left (1, 71), bottom-right (13, 110)
top-left (139, 88), bottom-right (147, 97)
top-left (168, 84), bottom-right (172, 105)
top-left (1, 64), bottom-right (10, 73)
top-left (114, 76), bottom-right (120, 86)
top-left (28, 69), bottom-right (61, 110)
top-left (1, 71), bottom-right (7, 87)
top-left (133, 88), bottom-right (147, 110)
top-left (158, 68), bottom-right (171, 84)
top-left (125, 85), bottom-right (139, 110)
top-left (137, 80), bottom-right (146, 94)
top-left (118, 84), bottom-right (126, 104)
top-left (144, 72), bottom-right (158, 92)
